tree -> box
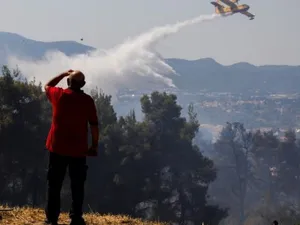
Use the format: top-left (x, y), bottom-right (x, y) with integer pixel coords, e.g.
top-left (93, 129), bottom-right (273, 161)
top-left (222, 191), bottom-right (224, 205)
top-left (277, 129), bottom-right (300, 206)
top-left (212, 122), bottom-right (256, 225)
top-left (251, 130), bottom-right (280, 206)
top-left (138, 92), bottom-right (227, 224)
top-left (0, 66), bottom-right (227, 225)
top-left (0, 66), bottom-right (49, 206)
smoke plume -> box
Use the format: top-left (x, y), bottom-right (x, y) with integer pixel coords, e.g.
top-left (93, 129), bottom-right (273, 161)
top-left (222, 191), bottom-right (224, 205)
top-left (8, 13), bottom-right (227, 99)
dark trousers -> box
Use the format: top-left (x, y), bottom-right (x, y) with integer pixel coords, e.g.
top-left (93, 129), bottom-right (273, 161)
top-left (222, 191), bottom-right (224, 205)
top-left (45, 152), bottom-right (88, 222)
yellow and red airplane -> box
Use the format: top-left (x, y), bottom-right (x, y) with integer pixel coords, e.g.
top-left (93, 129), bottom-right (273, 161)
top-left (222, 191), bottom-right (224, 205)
top-left (211, 0), bottom-right (255, 20)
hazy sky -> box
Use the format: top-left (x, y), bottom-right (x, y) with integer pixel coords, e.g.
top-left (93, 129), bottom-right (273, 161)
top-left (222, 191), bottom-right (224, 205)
top-left (1, 0), bottom-right (299, 66)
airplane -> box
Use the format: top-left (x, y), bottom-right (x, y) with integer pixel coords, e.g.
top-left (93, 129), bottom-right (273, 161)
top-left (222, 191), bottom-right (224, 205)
top-left (211, 0), bottom-right (255, 20)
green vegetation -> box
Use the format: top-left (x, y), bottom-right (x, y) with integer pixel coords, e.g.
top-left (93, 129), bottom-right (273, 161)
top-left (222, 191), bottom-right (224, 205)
top-left (2, 65), bottom-right (300, 225)
top-left (208, 123), bottom-right (300, 225)
top-left (0, 66), bottom-right (226, 225)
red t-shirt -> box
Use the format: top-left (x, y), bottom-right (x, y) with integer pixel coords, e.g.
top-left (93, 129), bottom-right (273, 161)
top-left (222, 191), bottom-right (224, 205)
top-left (45, 86), bottom-right (98, 157)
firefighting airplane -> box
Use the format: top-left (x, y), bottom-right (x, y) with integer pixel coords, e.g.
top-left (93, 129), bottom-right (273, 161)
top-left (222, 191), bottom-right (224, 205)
top-left (211, 0), bottom-right (255, 20)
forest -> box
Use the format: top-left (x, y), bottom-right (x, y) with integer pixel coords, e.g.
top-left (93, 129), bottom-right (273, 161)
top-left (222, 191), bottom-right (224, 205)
top-left (1, 66), bottom-right (300, 225)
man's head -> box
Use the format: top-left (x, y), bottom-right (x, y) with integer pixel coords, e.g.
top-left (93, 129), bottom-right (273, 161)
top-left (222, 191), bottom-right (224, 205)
top-left (67, 70), bottom-right (86, 90)
top-left (273, 220), bottom-right (278, 225)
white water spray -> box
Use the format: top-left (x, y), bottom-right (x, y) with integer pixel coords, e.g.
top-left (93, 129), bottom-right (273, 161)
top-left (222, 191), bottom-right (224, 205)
top-left (7, 13), bottom-right (227, 99)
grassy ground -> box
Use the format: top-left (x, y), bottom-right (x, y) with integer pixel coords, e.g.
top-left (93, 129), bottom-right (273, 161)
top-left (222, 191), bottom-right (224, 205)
top-left (0, 206), bottom-right (166, 225)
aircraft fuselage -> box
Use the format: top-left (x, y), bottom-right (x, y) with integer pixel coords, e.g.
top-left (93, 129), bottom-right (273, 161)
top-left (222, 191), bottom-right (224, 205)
top-left (220, 4), bottom-right (249, 13)
top-left (211, 1), bottom-right (254, 20)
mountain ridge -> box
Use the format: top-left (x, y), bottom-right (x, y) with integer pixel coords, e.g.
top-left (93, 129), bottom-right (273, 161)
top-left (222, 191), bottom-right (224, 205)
top-left (2, 31), bottom-right (299, 68)
top-left (0, 31), bottom-right (95, 49)
top-left (0, 31), bottom-right (95, 65)
top-left (1, 31), bottom-right (300, 93)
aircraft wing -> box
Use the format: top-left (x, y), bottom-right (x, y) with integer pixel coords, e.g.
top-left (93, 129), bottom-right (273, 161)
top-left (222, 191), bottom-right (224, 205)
top-left (219, 0), bottom-right (237, 7)
top-left (240, 11), bottom-right (255, 19)
top-left (211, 1), bottom-right (223, 7)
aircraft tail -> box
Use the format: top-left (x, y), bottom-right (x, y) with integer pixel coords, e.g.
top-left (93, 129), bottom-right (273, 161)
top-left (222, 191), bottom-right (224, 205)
top-left (211, 1), bottom-right (223, 13)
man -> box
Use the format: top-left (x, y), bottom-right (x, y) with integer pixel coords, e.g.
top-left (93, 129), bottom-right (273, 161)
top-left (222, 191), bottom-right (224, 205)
top-left (44, 70), bottom-right (99, 225)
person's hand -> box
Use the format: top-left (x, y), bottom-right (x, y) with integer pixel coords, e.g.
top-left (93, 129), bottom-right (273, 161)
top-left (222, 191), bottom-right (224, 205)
top-left (64, 69), bottom-right (74, 77)
top-left (85, 145), bottom-right (98, 157)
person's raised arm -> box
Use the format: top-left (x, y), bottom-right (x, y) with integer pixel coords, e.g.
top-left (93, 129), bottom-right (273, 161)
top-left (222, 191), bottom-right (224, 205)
top-left (44, 69), bottom-right (73, 91)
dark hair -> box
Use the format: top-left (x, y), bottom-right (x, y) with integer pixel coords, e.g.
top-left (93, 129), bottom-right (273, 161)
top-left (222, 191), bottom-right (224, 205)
top-left (273, 220), bottom-right (278, 225)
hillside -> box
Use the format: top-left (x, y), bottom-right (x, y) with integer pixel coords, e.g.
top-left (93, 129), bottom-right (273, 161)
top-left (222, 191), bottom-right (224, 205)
top-left (0, 206), bottom-right (166, 225)
top-left (165, 58), bottom-right (300, 93)
top-left (1, 31), bottom-right (300, 94)
top-left (0, 31), bottom-right (94, 65)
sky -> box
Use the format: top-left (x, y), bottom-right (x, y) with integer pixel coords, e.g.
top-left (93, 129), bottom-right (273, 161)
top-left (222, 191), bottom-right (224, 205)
top-left (0, 0), bottom-right (299, 66)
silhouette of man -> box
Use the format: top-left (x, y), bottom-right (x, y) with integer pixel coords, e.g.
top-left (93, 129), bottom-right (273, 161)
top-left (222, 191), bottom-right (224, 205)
top-left (44, 70), bottom-right (99, 225)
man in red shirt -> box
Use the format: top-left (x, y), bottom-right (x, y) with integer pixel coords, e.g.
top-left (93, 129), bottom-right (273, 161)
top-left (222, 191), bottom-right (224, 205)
top-left (44, 69), bottom-right (99, 225)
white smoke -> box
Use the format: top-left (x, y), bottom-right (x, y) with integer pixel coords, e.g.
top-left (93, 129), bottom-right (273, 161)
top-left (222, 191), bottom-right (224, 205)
top-left (7, 13), bottom-right (228, 99)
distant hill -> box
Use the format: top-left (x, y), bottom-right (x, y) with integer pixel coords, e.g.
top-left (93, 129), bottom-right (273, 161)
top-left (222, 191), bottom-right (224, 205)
top-left (1, 31), bottom-right (300, 94)
top-left (166, 58), bottom-right (300, 94)
top-left (0, 31), bottom-right (94, 65)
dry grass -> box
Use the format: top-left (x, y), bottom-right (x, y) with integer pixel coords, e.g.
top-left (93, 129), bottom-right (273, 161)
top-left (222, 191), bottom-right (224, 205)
top-left (0, 206), bottom-right (167, 225)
